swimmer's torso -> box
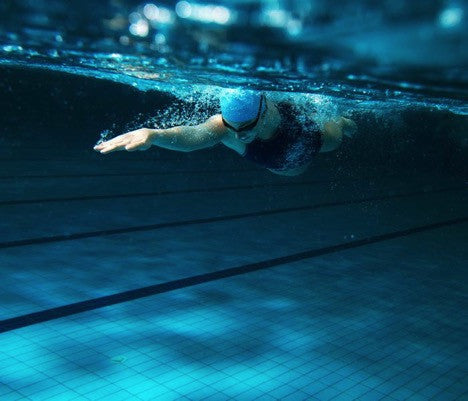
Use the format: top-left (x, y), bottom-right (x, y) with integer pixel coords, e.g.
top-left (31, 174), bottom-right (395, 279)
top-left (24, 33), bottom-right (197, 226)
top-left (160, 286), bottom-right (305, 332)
top-left (221, 100), bottom-right (322, 172)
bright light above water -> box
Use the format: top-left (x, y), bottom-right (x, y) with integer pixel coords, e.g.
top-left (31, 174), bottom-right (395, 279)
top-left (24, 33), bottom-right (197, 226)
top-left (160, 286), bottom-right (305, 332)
top-left (157, 8), bottom-right (174, 24)
top-left (263, 9), bottom-right (288, 27)
top-left (129, 12), bottom-right (142, 24)
top-left (212, 6), bottom-right (230, 24)
top-left (143, 4), bottom-right (159, 20)
top-left (154, 33), bottom-right (166, 45)
top-left (129, 20), bottom-right (149, 37)
top-left (175, 1), bottom-right (192, 19)
top-left (286, 19), bottom-right (302, 36)
top-left (176, 2), bottom-right (231, 25)
top-left (439, 7), bottom-right (463, 28)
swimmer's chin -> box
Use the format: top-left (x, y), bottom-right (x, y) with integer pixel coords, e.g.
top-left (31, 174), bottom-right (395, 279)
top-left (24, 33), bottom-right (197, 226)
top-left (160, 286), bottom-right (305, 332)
top-left (236, 133), bottom-right (257, 144)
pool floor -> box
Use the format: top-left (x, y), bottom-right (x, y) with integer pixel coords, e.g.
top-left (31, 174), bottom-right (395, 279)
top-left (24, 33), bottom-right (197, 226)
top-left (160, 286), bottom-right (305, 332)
top-left (0, 147), bottom-right (467, 400)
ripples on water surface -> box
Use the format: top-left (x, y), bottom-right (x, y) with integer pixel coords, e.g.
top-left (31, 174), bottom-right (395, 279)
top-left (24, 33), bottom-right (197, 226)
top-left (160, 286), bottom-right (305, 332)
top-left (0, 0), bottom-right (467, 126)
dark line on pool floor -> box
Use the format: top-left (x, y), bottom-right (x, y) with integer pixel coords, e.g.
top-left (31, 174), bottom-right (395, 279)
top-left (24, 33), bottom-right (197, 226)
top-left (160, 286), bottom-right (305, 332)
top-left (0, 180), bottom-right (329, 206)
top-left (0, 173), bottom-right (407, 206)
top-left (1, 216), bottom-right (467, 334)
top-left (0, 186), bottom-right (465, 249)
top-left (1, 173), bottom-right (436, 207)
top-left (0, 167), bottom-right (260, 180)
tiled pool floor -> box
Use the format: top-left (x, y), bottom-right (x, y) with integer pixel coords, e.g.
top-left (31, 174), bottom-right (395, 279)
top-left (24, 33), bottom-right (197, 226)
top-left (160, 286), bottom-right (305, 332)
top-left (1, 153), bottom-right (467, 400)
top-left (1, 224), bottom-right (466, 401)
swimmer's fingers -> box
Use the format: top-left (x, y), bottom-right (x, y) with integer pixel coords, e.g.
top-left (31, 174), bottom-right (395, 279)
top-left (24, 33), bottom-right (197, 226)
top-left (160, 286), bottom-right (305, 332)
top-left (94, 129), bottom-right (153, 153)
top-left (94, 133), bottom-right (129, 149)
top-left (97, 143), bottom-right (128, 154)
top-left (94, 139), bottom-right (122, 152)
top-left (94, 132), bottom-right (136, 153)
top-left (93, 142), bottom-right (105, 151)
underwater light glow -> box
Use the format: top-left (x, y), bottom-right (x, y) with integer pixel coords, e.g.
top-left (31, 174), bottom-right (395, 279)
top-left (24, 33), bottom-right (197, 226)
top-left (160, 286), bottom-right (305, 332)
top-left (129, 19), bottom-right (149, 37)
top-left (119, 35), bottom-right (130, 45)
top-left (129, 11), bottom-right (142, 24)
top-left (154, 33), bottom-right (166, 44)
top-left (175, 1), bottom-right (192, 18)
top-left (212, 6), bottom-right (230, 24)
top-left (263, 9), bottom-right (289, 28)
top-left (156, 7), bottom-right (174, 24)
top-left (176, 2), bottom-right (231, 25)
top-left (143, 3), bottom-right (159, 20)
top-left (286, 19), bottom-right (302, 36)
top-left (439, 7), bottom-right (463, 28)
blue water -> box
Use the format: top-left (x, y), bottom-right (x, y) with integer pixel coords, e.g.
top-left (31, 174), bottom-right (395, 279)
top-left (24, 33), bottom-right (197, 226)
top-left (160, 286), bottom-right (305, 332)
top-left (0, 1), bottom-right (467, 401)
top-left (1, 0), bottom-right (467, 116)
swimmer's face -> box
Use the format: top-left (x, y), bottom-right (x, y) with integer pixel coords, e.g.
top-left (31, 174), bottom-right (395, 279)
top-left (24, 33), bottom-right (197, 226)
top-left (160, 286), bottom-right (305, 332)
top-left (229, 119), bottom-right (258, 143)
top-left (236, 128), bottom-right (258, 143)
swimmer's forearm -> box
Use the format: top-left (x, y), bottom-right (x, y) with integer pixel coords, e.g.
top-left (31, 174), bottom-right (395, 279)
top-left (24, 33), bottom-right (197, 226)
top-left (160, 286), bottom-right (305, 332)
top-left (149, 118), bottom-right (224, 152)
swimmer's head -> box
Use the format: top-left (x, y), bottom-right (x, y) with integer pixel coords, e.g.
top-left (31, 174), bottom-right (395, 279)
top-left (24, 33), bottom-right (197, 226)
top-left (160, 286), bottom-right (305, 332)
top-left (220, 90), bottom-right (266, 141)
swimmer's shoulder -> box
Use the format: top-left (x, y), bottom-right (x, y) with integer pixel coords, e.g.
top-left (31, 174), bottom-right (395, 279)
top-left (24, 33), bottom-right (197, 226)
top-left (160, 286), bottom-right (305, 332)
top-left (203, 114), bottom-right (227, 134)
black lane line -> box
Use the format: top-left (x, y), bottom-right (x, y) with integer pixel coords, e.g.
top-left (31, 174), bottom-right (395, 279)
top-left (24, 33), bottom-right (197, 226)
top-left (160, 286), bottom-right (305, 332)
top-left (0, 180), bottom-right (331, 206)
top-left (0, 186), bottom-right (465, 250)
top-left (0, 172), bottom-right (431, 207)
top-left (0, 168), bottom-right (260, 180)
top-left (1, 216), bottom-right (467, 334)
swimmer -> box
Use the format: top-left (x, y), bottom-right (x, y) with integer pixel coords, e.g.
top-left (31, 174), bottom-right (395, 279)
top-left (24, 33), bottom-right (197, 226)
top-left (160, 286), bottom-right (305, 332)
top-left (93, 90), bottom-right (356, 176)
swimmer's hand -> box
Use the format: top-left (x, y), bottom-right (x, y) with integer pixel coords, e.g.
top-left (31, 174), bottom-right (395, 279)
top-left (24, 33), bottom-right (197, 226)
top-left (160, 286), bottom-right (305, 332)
top-left (93, 128), bottom-right (155, 154)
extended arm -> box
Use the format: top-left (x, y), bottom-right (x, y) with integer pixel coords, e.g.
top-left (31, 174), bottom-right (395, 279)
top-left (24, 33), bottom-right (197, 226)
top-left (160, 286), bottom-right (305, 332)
top-left (94, 115), bottom-right (227, 154)
top-left (150, 115), bottom-right (227, 152)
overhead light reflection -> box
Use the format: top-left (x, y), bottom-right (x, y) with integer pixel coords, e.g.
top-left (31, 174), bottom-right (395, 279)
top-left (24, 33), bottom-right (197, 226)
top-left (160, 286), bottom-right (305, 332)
top-left (129, 12), bottom-right (142, 24)
top-left (154, 33), bottom-right (166, 45)
top-left (439, 7), bottom-right (463, 28)
top-left (157, 8), bottom-right (174, 24)
top-left (143, 3), bottom-right (159, 20)
top-left (176, 1), bottom-right (232, 25)
top-left (175, 1), bottom-right (192, 19)
top-left (129, 19), bottom-right (149, 37)
top-left (263, 9), bottom-right (288, 28)
top-left (286, 19), bottom-right (302, 36)
top-left (213, 6), bottom-right (230, 24)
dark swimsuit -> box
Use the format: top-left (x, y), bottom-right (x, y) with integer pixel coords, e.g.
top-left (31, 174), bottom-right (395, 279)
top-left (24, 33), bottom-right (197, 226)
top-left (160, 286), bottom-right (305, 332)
top-left (242, 102), bottom-right (322, 171)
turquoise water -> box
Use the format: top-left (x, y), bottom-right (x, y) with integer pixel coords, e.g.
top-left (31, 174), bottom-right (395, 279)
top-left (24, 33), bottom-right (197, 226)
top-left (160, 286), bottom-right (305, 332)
top-left (0, 1), bottom-right (467, 400)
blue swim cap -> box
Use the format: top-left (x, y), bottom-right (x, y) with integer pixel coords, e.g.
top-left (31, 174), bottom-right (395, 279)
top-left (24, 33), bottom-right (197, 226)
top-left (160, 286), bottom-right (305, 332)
top-left (220, 90), bottom-right (263, 124)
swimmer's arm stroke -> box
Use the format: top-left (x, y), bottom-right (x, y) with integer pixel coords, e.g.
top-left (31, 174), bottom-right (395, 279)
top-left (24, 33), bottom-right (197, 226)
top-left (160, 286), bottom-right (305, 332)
top-left (94, 115), bottom-right (226, 154)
